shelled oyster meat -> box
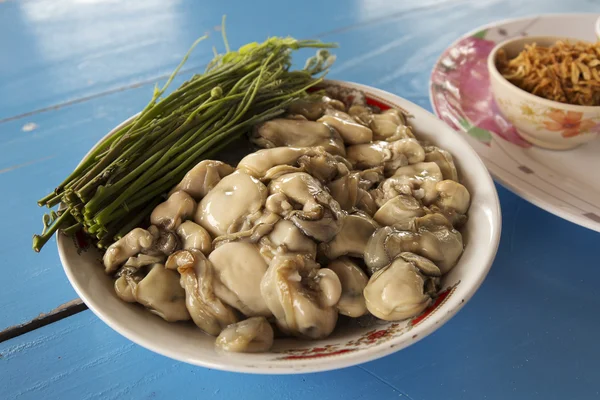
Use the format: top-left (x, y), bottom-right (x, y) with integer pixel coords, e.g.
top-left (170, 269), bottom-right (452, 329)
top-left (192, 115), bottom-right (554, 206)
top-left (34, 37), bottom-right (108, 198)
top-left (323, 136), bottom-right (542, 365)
top-left (103, 88), bottom-right (470, 353)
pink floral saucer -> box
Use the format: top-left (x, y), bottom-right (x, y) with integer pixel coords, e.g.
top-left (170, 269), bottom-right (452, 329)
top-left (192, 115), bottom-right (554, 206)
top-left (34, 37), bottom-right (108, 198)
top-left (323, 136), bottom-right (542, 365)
top-left (430, 13), bottom-right (600, 233)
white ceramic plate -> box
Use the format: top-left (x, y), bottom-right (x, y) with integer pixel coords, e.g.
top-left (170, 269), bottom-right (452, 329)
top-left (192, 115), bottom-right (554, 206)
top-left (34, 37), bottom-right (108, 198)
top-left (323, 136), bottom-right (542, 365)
top-left (430, 13), bottom-right (600, 233)
top-left (58, 81), bottom-right (501, 374)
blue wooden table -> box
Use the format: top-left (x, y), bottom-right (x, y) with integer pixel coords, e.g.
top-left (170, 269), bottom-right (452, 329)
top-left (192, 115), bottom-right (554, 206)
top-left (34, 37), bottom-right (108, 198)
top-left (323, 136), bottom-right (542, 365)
top-left (2, 0), bottom-right (600, 399)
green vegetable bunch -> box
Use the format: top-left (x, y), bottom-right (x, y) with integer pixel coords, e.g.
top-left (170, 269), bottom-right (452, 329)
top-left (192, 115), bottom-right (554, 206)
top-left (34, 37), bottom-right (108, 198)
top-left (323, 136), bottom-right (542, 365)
top-left (33, 20), bottom-right (336, 252)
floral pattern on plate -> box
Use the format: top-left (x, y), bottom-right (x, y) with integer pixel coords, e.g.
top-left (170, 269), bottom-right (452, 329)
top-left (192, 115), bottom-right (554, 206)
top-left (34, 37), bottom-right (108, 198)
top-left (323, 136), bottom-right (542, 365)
top-left (430, 30), bottom-right (531, 147)
top-left (273, 286), bottom-right (456, 361)
top-left (429, 13), bottom-right (600, 234)
top-left (73, 229), bottom-right (91, 254)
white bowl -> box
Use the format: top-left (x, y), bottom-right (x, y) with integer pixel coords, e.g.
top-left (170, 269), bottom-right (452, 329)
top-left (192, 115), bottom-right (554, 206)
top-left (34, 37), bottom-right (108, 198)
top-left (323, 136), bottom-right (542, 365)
top-left (58, 80), bottom-right (501, 374)
top-left (596, 16), bottom-right (600, 40)
top-left (488, 36), bottom-right (600, 150)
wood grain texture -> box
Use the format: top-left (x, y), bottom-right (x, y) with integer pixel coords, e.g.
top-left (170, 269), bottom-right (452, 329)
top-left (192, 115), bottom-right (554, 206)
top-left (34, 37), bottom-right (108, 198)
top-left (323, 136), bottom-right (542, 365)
top-left (0, 311), bottom-right (403, 400)
top-left (3, 0), bottom-right (600, 333)
top-left (1, 0), bottom-right (600, 398)
top-left (2, 185), bottom-right (599, 400)
top-left (0, 0), bottom-right (454, 121)
top-left (0, 79), bottom-right (192, 332)
top-left (0, 0), bottom-right (474, 331)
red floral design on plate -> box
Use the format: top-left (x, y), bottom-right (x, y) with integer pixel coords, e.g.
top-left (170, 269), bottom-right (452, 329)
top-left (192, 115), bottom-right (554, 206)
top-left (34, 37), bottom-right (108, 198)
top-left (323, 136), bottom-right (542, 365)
top-left (281, 349), bottom-right (356, 360)
top-left (313, 84), bottom-right (404, 115)
top-left (431, 31), bottom-right (531, 148)
top-left (346, 324), bottom-right (405, 348)
top-left (276, 344), bottom-right (357, 360)
top-left (73, 229), bottom-right (90, 254)
top-left (274, 285), bottom-right (458, 361)
top-left (365, 97), bottom-right (391, 111)
top-left (410, 286), bottom-right (455, 327)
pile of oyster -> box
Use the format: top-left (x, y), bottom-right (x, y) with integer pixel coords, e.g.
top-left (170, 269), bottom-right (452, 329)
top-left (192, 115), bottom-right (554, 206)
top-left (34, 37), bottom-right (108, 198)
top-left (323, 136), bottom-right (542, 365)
top-left (103, 89), bottom-right (470, 353)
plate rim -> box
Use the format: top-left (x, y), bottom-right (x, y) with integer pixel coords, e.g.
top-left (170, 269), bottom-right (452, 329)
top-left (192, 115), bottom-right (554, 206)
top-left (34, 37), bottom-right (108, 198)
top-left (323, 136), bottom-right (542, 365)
top-left (428, 12), bottom-right (600, 233)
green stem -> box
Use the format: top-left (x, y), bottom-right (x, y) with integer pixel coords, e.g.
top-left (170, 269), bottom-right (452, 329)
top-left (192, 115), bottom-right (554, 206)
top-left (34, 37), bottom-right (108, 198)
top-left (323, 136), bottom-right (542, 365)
top-left (63, 222), bottom-right (83, 236)
top-left (92, 68), bottom-right (268, 223)
top-left (32, 209), bottom-right (73, 252)
top-left (33, 37), bottom-right (337, 252)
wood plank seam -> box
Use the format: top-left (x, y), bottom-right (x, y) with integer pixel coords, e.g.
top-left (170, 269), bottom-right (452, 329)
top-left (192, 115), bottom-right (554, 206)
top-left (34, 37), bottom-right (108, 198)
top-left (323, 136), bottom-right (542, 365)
top-left (0, 66), bottom-right (202, 124)
top-left (357, 365), bottom-right (416, 400)
top-left (0, 299), bottom-right (87, 343)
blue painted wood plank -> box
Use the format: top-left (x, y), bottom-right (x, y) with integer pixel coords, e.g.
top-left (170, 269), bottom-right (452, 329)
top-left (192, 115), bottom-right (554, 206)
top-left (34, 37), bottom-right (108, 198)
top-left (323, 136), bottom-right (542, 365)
top-left (1, 187), bottom-right (598, 399)
top-left (0, 0), bottom-right (454, 120)
top-left (1, 0), bottom-right (600, 335)
top-left (0, 311), bottom-right (403, 400)
top-left (1, 4), bottom-right (600, 399)
top-left (0, 0), bottom-right (495, 331)
top-left (0, 77), bottom-right (194, 332)
top-left (324, 0), bottom-right (600, 109)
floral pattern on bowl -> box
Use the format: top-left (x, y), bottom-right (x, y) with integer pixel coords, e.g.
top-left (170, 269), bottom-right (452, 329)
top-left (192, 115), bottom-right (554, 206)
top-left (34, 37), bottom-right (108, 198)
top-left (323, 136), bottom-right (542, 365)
top-left (487, 34), bottom-right (600, 150)
top-left (430, 30), bottom-right (532, 148)
top-left (497, 99), bottom-right (600, 139)
top-left (543, 110), bottom-right (600, 138)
